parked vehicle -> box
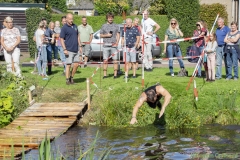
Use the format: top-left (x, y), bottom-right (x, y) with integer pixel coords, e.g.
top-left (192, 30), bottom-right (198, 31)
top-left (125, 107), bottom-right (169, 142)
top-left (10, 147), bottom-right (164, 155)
top-left (89, 24), bottom-right (161, 61)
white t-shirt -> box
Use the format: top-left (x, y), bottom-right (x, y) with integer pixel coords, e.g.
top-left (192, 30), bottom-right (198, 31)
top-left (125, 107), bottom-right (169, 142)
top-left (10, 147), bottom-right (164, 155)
top-left (141, 18), bottom-right (156, 38)
top-left (35, 29), bottom-right (44, 47)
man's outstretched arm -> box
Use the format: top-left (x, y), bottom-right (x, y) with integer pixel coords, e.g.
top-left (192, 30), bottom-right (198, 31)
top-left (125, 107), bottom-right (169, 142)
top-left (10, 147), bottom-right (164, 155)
top-left (156, 86), bottom-right (172, 118)
top-left (130, 92), bottom-right (146, 124)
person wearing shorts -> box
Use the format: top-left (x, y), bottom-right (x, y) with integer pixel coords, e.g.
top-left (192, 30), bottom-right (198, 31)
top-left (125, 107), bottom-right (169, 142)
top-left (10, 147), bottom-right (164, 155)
top-left (78, 16), bottom-right (93, 68)
top-left (60, 13), bottom-right (80, 85)
top-left (121, 18), bottom-right (140, 78)
top-left (100, 13), bottom-right (120, 79)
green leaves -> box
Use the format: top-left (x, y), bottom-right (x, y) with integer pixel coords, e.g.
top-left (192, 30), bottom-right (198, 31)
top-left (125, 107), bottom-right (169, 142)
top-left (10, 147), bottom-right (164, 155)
top-left (25, 8), bottom-right (52, 58)
top-left (165, 0), bottom-right (200, 37)
top-left (199, 3), bottom-right (228, 30)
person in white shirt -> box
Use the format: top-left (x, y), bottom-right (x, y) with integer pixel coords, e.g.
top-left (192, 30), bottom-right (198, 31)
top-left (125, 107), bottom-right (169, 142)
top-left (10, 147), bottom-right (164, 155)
top-left (141, 10), bottom-right (160, 71)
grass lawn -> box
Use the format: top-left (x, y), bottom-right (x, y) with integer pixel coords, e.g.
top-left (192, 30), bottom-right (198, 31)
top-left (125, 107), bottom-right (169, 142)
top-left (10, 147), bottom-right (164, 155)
top-left (21, 65), bottom-right (240, 129)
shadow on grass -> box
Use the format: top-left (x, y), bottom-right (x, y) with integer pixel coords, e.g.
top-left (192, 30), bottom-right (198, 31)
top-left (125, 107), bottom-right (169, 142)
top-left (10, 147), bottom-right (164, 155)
top-left (74, 78), bottom-right (87, 83)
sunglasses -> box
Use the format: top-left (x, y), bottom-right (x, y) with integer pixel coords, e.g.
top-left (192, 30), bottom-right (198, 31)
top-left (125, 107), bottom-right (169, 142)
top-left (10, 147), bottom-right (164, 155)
top-left (171, 23), bottom-right (176, 25)
top-left (196, 24), bottom-right (200, 26)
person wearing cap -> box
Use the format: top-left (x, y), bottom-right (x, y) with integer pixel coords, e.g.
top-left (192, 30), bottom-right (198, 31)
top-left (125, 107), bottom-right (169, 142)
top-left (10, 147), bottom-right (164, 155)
top-left (130, 83), bottom-right (172, 124)
top-left (0, 16), bottom-right (21, 77)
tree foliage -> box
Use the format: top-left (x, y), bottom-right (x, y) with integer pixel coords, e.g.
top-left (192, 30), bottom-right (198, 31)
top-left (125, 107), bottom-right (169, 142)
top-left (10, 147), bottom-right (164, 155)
top-left (94, 0), bottom-right (130, 16)
top-left (199, 3), bottom-right (228, 30)
top-left (48, 0), bottom-right (67, 12)
top-left (25, 8), bottom-right (51, 57)
top-left (148, 0), bottom-right (166, 15)
top-left (165, 0), bottom-right (200, 37)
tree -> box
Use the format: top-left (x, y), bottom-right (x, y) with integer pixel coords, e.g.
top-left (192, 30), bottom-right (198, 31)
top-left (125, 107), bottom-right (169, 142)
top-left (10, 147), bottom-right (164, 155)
top-left (199, 3), bottom-right (228, 30)
top-left (148, 0), bottom-right (166, 15)
top-left (93, 0), bottom-right (130, 16)
top-left (165, 0), bottom-right (200, 37)
top-left (48, 0), bottom-right (67, 12)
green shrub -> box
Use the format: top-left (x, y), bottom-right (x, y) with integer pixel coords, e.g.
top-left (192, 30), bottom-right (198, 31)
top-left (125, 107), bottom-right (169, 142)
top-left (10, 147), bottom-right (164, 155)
top-left (48, 0), bottom-right (67, 13)
top-left (26, 8), bottom-right (52, 58)
top-left (165, 0), bottom-right (200, 37)
top-left (0, 68), bottom-right (29, 128)
top-left (199, 3), bottom-right (228, 30)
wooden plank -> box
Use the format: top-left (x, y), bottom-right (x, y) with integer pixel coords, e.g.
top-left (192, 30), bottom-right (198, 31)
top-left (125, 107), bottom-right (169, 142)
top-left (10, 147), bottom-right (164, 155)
top-left (14, 117), bottom-right (76, 121)
top-left (20, 111), bottom-right (81, 117)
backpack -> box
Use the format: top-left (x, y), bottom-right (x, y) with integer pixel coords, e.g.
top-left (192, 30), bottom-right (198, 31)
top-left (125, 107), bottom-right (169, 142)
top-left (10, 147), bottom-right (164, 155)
top-left (178, 68), bottom-right (188, 77)
top-left (186, 45), bottom-right (201, 63)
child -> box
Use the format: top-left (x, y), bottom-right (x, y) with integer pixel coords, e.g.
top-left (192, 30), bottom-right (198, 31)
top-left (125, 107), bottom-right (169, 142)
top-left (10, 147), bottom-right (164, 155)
top-left (53, 21), bottom-right (61, 63)
top-left (205, 33), bottom-right (217, 82)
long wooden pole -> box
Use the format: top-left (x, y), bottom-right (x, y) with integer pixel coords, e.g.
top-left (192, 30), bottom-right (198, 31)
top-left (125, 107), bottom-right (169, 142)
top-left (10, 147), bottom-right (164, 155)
top-left (86, 78), bottom-right (90, 110)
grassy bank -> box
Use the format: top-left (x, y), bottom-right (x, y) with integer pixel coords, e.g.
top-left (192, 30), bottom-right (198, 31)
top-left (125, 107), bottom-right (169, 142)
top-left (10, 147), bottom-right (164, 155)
top-left (20, 64), bottom-right (240, 129)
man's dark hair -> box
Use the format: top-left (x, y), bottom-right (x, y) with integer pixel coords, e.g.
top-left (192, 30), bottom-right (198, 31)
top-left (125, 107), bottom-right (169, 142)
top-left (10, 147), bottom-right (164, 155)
top-left (82, 16), bottom-right (86, 19)
top-left (146, 89), bottom-right (156, 102)
top-left (41, 17), bottom-right (47, 21)
top-left (106, 13), bottom-right (114, 19)
top-left (61, 16), bottom-right (66, 21)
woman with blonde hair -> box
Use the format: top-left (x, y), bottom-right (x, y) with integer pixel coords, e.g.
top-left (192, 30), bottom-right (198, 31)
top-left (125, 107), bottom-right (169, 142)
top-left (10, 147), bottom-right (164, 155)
top-left (163, 18), bottom-right (185, 77)
top-left (0, 16), bottom-right (21, 77)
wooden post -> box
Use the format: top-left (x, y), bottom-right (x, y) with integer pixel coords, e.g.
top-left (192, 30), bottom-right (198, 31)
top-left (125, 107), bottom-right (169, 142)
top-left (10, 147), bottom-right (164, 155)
top-left (28, 90), bottom-right (32, 104)
top-left (86, 78), bottom-right (90, 110)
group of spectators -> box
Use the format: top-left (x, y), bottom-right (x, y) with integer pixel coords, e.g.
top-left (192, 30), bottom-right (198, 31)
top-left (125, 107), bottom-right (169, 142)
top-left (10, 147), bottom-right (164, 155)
top-left (0, 11), bottom-right (239, 83)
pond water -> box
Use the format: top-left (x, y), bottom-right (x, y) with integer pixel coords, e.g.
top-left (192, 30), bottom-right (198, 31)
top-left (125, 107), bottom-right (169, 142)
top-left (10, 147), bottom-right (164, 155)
top-left (25, 124), bottom-right (240, 160)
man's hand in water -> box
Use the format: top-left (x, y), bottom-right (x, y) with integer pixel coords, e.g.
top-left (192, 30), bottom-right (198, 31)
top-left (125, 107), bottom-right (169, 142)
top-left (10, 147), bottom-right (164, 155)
top-left (130, 118), bottom-right (137, 124)
top-left (159, 108), bottom-right (165, 118)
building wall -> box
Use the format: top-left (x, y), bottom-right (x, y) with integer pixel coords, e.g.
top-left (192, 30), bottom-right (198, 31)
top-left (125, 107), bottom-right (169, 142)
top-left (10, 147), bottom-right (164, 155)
top-left (68, 10), bottom-right (94, 16)
top-left (200, 0), bottom-right (239, 25)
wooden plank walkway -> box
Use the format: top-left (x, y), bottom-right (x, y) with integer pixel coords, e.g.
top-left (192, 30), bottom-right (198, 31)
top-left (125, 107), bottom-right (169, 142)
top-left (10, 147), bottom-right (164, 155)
top-left (0, 102), bottom-right (86, 158)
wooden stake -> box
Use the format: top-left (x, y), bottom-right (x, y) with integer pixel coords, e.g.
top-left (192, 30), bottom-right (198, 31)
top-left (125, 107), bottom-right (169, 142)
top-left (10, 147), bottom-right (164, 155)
top-left (86, 78), bottom-right (90, 110)
top-left (28, 90), bottom-right (32, 104)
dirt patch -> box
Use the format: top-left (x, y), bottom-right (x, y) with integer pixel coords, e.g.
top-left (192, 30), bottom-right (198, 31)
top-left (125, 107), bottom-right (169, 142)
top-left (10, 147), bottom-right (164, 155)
top-left (34, 87), bottom-right (87, 103)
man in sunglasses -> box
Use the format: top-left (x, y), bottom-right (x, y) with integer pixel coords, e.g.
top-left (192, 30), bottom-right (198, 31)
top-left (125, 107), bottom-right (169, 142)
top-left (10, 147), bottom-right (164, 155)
top-left (130, 83), bottom-right (172, 124)
top-left (142, 10), bottom-right (160, 71)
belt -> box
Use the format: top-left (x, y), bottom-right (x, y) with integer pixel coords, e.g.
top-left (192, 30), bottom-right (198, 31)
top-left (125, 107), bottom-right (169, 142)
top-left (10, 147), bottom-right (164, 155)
top-left (218, 45), bottom-right (224, 47)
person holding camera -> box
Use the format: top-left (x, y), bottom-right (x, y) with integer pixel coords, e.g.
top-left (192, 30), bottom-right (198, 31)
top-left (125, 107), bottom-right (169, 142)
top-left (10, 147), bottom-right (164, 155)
top-left (121, 18), bottom-right (140, 78)
top-left (100, 13), bottom-right (120, 79)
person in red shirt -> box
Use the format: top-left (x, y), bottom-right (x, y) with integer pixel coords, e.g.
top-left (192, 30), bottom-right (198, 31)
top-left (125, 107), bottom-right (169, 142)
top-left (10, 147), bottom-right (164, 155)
top-left (193, 21), bottom-right (208, 78)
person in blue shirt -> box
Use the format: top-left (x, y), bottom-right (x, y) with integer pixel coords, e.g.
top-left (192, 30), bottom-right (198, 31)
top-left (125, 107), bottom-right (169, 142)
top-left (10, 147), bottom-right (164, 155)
top-left (60, 13), bottom-right (80, 85)
top-left (215, 17), bottom-right (230, 79)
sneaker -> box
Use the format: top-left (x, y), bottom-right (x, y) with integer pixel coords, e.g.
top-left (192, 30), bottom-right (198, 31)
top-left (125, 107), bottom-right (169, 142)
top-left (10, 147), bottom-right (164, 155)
top-left (211, 79), bottom-right (215, 82)
top-left (123, 76), bottom-right (128, 79)
top-left (148, 68), bottom-right (153, 72)
top-left (234, 77), bottom-right (238, 81)
top-left (114, 76), bottom-right (117, 79)
top-left (69, 77), bottom-right (74, 84)
top-left (206, 79), bottom-right (211, 82)
top-left (225, 78), bottom-right (231, 81)
top-left (171, 73), bottom-right (174, 77)
top-left (66, 80), bottom-right (71, 85)
top-left (103, 76), bottom-right (107, 79)
top-left (132, 76), bottom-right (136, 78)
top-left (145, 68), bottom-right (150, 72)
top-left (84, 64), bottom-right (87, 68)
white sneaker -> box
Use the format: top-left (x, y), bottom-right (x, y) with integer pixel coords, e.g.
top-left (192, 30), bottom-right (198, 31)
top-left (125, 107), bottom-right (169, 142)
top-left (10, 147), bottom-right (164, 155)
top-left (171, 73), bottom-right (174, 77)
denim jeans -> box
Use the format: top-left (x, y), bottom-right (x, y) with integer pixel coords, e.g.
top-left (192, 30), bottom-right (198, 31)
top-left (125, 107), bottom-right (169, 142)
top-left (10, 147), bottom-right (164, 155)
top-left (226, 48), bottom-right (238, 79)
top-left (52, 44), bottom-right (58, 59)
top-left (37, 45), bottom-right (47, 76)
top-left (46, 44), bottom-right (52, 73)
top-left (167, 44), bottom-right (185, 74)
top-left (197, 46), bottom-right (204, 76)
top-left (216, 46), bottom-right (227, 79)
top-left (57, 46), bottom-right (66, 72)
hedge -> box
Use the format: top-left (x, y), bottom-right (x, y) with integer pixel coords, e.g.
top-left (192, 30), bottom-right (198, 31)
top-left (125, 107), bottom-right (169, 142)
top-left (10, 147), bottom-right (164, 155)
top-left (199, 3), bottom-right (228, 30)
top-left (25, 8), bottom-right (51, 58)
top-left (165, 0), bottom-right (200, 37)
